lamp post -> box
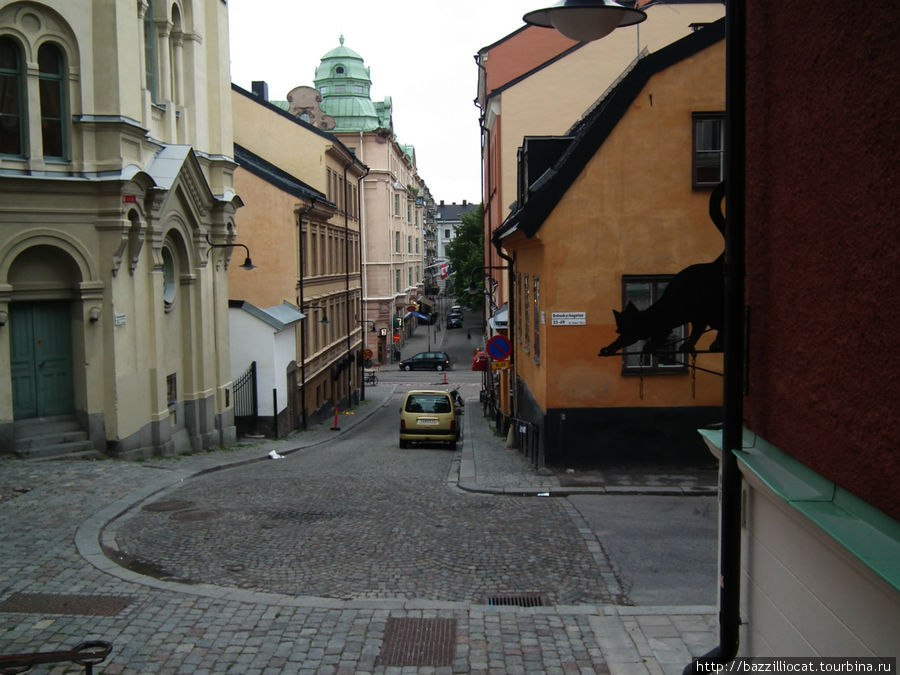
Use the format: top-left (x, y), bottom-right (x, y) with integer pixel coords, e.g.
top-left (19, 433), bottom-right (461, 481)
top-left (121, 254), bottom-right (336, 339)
top-left (523, 1), bottom-right (744, 670)
top-left (204, 235), bottom-right (256, 270)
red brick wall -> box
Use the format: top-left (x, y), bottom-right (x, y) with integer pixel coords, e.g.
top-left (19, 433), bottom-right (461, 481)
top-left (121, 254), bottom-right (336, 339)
top-left (743, 2), bottom-right (900, 519)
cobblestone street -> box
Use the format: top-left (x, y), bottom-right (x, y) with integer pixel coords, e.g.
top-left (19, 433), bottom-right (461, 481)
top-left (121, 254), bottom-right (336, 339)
top-left (0, 380), bottom-right (717, 673)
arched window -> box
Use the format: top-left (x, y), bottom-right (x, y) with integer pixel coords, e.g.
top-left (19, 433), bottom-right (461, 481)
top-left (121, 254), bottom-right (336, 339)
top-left (38, 43), bottom-right (66, 159)
top-left (0, 37), bottom-right (24, 156)
top-left (144, 0), bottom-right (157, 102)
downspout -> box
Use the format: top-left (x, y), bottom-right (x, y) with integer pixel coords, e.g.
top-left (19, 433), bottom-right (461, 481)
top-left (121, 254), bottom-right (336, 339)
top-left (685, 0), bottom-right (745, 670)
top-left (344, 163), bottom-right (352, 408)
top-left (344, 154), bottom-right (368, 405)
top-left (297, 198), bottom-right (316, 431)
top-left (356, 161), bottom-right (370, 400)
top-left (493, 237), bottom-right (515, 425)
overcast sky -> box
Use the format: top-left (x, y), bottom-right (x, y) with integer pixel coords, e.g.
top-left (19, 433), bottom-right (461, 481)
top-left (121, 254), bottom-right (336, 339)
top-left (228, 0), bottom-right (547, 204)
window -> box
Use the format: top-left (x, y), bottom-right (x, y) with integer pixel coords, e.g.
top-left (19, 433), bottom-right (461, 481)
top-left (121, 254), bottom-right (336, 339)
top-left (523, 274), bottom-right (530, 353)
top-left (143, 0), bottom-right (157, 102)
top-left (407, 235), bottom-right (412, 253)
top-left (0, 37), bottom-right (24, 156)
top-left (621, 276), bottom-right (687, 372)
top-left (395, 269), bottom-right (401, 293)
top-left (162, 244), bottom-right (177, 309)
top-left (394, 193), bottom-right (400, 216)
top-left (394, 231), bottom-right (400, 253)
top-left (38, 44), bottom-right (65, 159)
top-left (692, 112), bottom-right (725, 187)
top-left (517, 273), bottom-right (523, 343)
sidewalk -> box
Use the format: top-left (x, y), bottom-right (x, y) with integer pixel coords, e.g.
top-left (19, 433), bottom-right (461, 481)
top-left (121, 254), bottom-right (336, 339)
top-left (0, 382), bottom-right (717, 674)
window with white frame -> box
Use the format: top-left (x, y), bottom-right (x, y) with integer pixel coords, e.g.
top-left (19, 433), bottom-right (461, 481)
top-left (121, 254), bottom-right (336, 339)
top-left (692, 112), bottom-right (725, 187)
top-left (621, 276), bottom-right (687, 372)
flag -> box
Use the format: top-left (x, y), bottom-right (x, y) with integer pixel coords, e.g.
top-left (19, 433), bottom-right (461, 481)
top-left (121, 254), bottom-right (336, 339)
top-left (440, 263), bottom-right (449, 279)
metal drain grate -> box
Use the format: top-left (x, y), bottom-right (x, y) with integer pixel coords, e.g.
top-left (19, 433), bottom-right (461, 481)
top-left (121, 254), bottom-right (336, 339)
top-left (0, 593), bottom-right (132, 616)
top-left (485, 592), bottom-right (548, 607)
top-left (377, 617), bottom-right (456, 667)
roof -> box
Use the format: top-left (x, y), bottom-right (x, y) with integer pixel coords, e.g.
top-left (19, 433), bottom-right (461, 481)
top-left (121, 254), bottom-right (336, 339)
top-left (313, 37), bottom-right (393, 134)
top-left (495, 17), bottom-right (726, 242)
top-left (231, 83), bottom-right (368, 166)
top-left (229, 300), bottom-right (306, 331)
top-left (233, 143), bottom-right (330, 206)
top-left (436, 202), bottom-right (479, 222)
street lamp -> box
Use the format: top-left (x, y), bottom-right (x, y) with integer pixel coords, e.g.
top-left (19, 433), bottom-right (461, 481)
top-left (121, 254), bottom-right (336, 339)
top-left (524, 0), bottom-right (646, 42)
top-left (204, 235), bottom-right (256, 270)
top-left (522, 0), bottom-right (745, 670)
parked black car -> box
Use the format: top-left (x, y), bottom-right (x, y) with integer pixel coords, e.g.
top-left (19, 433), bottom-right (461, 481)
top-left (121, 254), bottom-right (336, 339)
top-left (399, 351), bottom-right (452, 371)
top-left (446, 315), bottom-right (462, 329)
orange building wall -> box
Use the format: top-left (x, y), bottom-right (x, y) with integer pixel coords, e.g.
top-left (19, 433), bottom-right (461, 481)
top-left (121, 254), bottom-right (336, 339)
top-left (228, 168), bottom-right (299, 309)
top-left (512, 41), bottom-right (725, 413)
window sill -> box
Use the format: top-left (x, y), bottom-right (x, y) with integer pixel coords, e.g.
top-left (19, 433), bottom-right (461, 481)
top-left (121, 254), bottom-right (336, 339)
top-left (699, 428), bottom-right (900, 593)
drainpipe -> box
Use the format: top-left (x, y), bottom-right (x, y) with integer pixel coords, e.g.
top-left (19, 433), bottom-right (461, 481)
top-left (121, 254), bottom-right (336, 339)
top-left (297, 198), bottom-right (316, 431)
top-left (356, 162), bottom-right (370, 400)
top-left (343, 155), bottom-right (368, 406)
top-left (493, 238), bottom-right (515, 428)
top-left (684, 0), bottom-right (745, 670)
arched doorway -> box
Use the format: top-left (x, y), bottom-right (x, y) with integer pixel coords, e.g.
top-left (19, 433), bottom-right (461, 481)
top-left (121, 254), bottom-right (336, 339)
top-left (7, 245), bottom-right (81, 420)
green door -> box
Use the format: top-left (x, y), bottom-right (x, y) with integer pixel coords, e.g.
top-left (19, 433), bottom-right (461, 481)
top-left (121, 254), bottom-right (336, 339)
top-left (10, 302), bottom-right (75, 419)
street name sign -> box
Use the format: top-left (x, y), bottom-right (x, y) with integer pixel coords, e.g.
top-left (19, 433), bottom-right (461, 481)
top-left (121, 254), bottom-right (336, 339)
top-left (551, 312), bottom-right (586, 326)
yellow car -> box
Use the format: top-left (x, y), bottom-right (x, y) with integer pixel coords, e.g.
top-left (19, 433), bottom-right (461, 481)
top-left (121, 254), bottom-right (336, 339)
top-left (399, 390), bottom-right (461, 449)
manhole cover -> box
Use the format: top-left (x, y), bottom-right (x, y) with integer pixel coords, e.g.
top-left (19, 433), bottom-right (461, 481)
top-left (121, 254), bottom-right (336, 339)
top-left (485, 592), bottom-right (548, 607)
top-left (170, 509), bottom-right (219, 522)
top-left (377, 617), bottom-right (456, 667)
top-left (142, 500), bottom-right (195, 512)
top-left (0, 593), bottom-right (132, 616)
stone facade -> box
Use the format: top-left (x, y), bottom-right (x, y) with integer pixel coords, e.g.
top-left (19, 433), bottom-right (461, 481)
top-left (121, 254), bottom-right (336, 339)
top-left (0, 0), bottom-right (239, 457)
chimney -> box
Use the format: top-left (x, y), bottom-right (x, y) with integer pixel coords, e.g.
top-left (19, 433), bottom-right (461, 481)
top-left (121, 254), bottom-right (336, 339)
top-left (251, 81), bottom-right (269, 102)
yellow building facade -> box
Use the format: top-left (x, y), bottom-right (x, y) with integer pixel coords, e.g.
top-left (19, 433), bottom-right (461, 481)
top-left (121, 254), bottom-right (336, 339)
top-left (230, 84), bottom-right (366, 429)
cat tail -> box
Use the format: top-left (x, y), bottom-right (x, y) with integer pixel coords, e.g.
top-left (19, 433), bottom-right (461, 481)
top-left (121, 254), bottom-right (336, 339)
top-left (709, 180), bottom-right (726, 236)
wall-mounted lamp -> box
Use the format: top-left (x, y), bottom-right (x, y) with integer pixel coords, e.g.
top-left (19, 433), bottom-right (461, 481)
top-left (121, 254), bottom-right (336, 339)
top-left (205, 235), bottom-right (256, 270)
top-left (89, 306), bottom-right (101, 323)
top-left (301, 306), bottom-right (329, 325)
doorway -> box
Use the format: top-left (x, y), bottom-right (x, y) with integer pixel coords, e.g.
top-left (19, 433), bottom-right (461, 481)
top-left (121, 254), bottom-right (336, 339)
top-left (9, 301), bottom-right (75, 419)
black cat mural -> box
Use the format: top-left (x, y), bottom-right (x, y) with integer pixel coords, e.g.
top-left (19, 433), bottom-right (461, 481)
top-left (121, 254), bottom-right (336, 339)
top-left (599, 182), bottom-right (726, 358)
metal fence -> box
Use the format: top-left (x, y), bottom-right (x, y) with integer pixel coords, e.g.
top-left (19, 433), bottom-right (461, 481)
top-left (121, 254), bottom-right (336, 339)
top-left (233, 361), bottom-right (258, 433)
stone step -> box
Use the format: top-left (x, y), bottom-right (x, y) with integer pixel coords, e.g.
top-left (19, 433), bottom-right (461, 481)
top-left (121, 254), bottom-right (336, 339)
top-left (13, 415), bottom-right (82, 439)
top-left (15, 439), bottom-right (99, 460)
top-left (14, 428), bottom-right (89, 451)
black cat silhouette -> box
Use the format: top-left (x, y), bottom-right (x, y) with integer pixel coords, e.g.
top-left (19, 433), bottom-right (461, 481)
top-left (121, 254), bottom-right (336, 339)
top-left (598, 182), bottom-right (725, 358)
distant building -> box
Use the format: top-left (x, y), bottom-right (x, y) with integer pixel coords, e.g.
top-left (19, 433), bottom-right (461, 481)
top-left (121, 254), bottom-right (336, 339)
top-left (284, 38), bottom-right (430, 365)
top-left (435, 200), bottom-right (479, 262)
top-left (0, 0), bottom-right (239, 458)
top-left (230, 83), bottom-right (366, 432)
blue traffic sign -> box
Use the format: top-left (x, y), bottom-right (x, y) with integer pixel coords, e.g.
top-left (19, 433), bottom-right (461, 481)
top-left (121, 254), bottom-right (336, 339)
top-left (486, 335), bottom-right (512, 360)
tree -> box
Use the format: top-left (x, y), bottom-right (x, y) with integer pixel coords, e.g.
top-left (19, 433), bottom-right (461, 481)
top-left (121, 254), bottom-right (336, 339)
top-left (445, 204), bottom-right (485, 310)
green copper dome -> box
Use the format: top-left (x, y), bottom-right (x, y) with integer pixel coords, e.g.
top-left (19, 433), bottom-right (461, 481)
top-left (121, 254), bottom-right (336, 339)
top-left (314, 36), bottom-right (392, 134)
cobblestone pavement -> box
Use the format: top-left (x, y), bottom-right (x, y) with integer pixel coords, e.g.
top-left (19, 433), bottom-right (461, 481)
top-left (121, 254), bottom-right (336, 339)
top-left (0, 341), bottom-right (717, 673)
